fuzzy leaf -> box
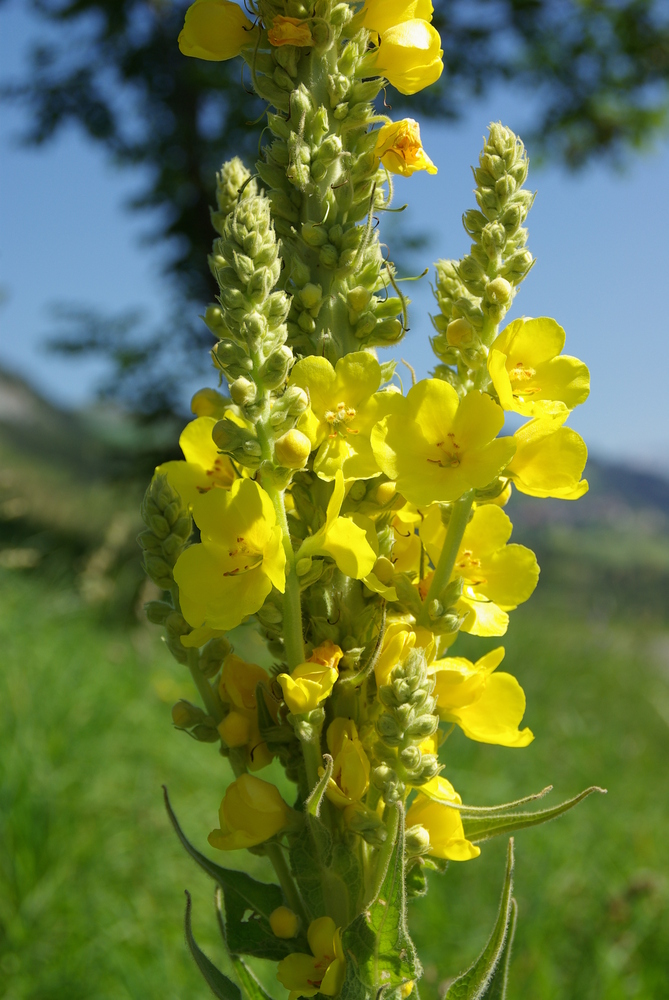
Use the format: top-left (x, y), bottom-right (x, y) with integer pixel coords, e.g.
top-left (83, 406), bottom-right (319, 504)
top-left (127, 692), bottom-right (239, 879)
top-left (164, 787), bottom-right (290, 960)
top-left (289, 841), bottom-right (326, 918)
top-left (343, 808), bottom-right (420, 992)
top-left (462, 786), bottom-right (606, 844)
top-left (444, 839), bottom-right (515, 999)
top-left (215, 889), bottom-right (279, 1000)
top-left (455, 787), bottom-right (553, 817)
top-left (306, 754), bottom-right (334, 817)
top-left (184, 891), bottom-right (242, 1000)
top-left (486, 899), bottom-right (517, 1000)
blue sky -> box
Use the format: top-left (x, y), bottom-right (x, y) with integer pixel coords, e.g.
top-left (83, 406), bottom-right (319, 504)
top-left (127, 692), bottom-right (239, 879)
top-left (1, 0), bottom-right (668, 474)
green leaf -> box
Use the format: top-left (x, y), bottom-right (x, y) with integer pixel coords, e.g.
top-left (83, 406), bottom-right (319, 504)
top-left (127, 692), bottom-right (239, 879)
top-left (164, 787), bottom-right (291, 960)
top-left (215, 889), bottom-right (279, 1000)
top-left (462, 786), bottom-right (606, 844)
top-left (486, 899), bottom-right (517, 1000)
top-left (289, 841), bottom-right (326, 917)
top-left (339, 956), bottom-right (373, 1000)
top-left (343, 807), bottom-right (421, 993)
top-left (455, 786), bottom-right (553, 817)
top-left (444, 839), bottom-right (515, 1000)
top-left (184, 891), bottom-right (242, 1000)
top-left (305, 754), bottom-right (333, 817)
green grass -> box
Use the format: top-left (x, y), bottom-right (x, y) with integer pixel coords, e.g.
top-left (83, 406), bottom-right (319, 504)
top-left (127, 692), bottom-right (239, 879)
top-left (1, 569), bottom-right (668, 998)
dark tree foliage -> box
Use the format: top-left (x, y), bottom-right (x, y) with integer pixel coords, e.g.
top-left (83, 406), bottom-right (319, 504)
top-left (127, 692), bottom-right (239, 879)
top-left (4, 0), bottom-right (669, 415)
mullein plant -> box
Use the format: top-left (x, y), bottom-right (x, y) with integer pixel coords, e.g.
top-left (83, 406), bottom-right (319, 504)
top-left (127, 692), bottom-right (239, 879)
top-left (139, 1), bottom-right (603, 995)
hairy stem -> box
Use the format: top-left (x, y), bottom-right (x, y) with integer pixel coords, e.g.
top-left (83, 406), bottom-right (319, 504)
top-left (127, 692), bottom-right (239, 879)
top-left (421, 491), bottom-right (474, 623)
top-left (265, 842), bottom-right (309, 924)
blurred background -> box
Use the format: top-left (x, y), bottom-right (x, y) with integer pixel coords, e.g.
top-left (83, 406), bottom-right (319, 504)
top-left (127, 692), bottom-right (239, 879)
top-left (1, 1), bottom-right (669, 997)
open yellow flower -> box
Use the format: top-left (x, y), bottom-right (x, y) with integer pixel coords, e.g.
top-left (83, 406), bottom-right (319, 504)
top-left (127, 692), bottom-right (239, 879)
top-left (296, 472), bottom-right (377, 579)
top-left (173, 478), bottom-right (285, 632)
top-left (156, 416), bottom-right (237, 508)
top-left (217, 654), bottom-right (276, 771)
top-left (361, 0), bottom-right (434, 37)
top-left (507, 412), bottom-right (588, 499)
top-left (322, 719), bottom-right (371, 808)
top-left (268, 15), bottom-right (313, 47)
top-left (178, 0), bottom-right (255, 61)
top-left (208, 774), bottom-right (291, 851)
top-left (371, 20), bottom-right (444, 95)
top-left (371, 380), bottom-right (516, 506)
top-left (488, 317), bottom-right (590, 417)
top-left (375, 119), bottom-right (437, 176)
top-left (420, 503), bottom-right (539, 636)
top-left (406, 778), bottom-right (480, 861)
top-left (291, 352), bottom-right (391, 482)
top-left (429, 647), bottom-right (534, 747)
top-left (277, 642), bottom-right (343, 715)
top-left (277, 917), bottom-right (346, 1000)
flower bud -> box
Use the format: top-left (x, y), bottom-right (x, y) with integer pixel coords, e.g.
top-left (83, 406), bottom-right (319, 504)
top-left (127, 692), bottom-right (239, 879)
top-left (172, 700), bottom-right (207, 729)
top-left (275, 429), bottom-right (311, 469)
top-left (270, 906), bottom-right (299, 939)
top-left (229, 376), bottom-right (257, 406)
top-left (486, 276), bottom-right (513, 305)
top-left (208, 774), bottom-right (292, 851)
top-left (405, 824), bottom-right (431, 857)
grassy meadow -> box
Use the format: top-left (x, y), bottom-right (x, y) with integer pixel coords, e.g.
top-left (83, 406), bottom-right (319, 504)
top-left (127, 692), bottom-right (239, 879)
top-left (1, 373), bottom-right (668, 998)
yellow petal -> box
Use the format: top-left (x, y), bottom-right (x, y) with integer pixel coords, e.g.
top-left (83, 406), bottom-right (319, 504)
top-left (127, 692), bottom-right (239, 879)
top-left (178, 0), bottom-right (254, 61)
top-left (452, 672), bottom-right (534, 747)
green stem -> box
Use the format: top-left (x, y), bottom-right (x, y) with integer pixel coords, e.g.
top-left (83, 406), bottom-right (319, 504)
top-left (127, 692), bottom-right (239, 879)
top-left (265, 843), bottom-right (309, 924)
top-left (256, 423), bottom-right (306, 669)
top-left (186, 649), bottom-right (223, 724)
top-left (420, 491), bottom-right (474, 625)
top-left (299, 727), bottom-right (323, 792)
top-left (366, 805), bottom-right (400, 906)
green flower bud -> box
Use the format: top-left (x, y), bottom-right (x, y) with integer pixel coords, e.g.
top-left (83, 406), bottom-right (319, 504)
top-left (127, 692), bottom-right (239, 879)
top-left (405, 824), bottom-right (431, 858)
top-left (229, 376), bottom-right (257, 406)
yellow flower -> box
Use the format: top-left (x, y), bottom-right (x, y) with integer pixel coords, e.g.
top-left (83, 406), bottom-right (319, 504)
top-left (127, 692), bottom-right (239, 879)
top-left (173, 478), bottom-right (286, 632)
top-left (429, 647), bottom-right (534, 747)
top-left (217, 654), bottom-right (276, 771)
top-left (156, 416), bottom-right (237, 508)
top-left (178, 0), bottom-right (255, 61)
top-left (268, 15), bottom-right (314, 47)
top-left (406, 778), bottom-right (480, 861)
top-left (488, 317), bottom-right (590, 417)
top-left (372, 20), bottom-right (444, 95)
top-left (507, 413), bottom-right (588, 499)
top-left (420, 503), bottom-right (539, 636)
top-left (208, 774), bottom-right (291, 850)
top-left (361, 0), bottom-right (434, 37)
top-left (291, 352), bottom-right (391, 481)
top-left (270, 906), bottom-right (299, 939)
top-left (277, 642), bottom-right (343, 715)
top-left (277, 917), bottom-right (346, 1000)
top-left (296, 471), bottom-right (377, 579)
top-left (371, 380), bottom-right (516, 506)
top-left (375, 119), bottom-right (437, 177)
top-left (322, 719), bottom-right (371, 808)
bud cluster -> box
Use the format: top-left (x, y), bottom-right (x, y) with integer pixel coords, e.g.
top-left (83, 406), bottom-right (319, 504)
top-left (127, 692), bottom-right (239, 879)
top-left (208, 191), bottom-right (293, 425)
top-left (137, 474), bottom-right (192, 590)
top-left (431, 123), bottom-right (535, 386)
top-left (248, 15), bottom-right (404, 361)
top-left (372, 649), bottom-right (440, 805)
